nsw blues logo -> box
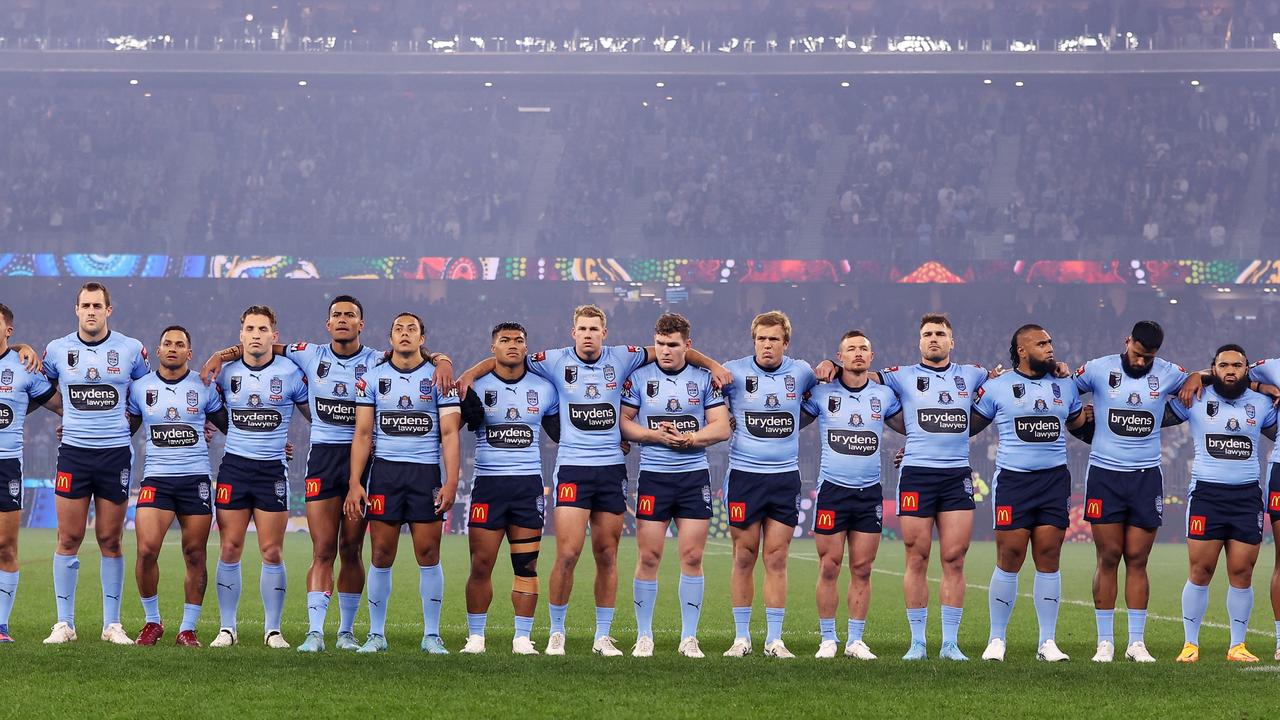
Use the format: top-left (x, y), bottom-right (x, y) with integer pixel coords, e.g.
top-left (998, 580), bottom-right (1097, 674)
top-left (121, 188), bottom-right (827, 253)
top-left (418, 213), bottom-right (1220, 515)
top-left (1148, 375), bottom-right (1159, 392)
top-left (419, 378), bottom-right (432, 398)
top-left (938, 391), bottom-right (953, 405)
top-left (398, 395), bottom-right (413, 410)
top-left (687, 381), bottom-right (699, 398)
top-left (603, 365), bottom-right (616, 383)
top-left (1246, 404), bottom-right (1256, 420)
top-left (354, 363), bottom-right (367, 381)
top-left (953, 375), bottom-right (966, 392)
top-left (527, 389), bottom-right (539, 407)
top-left (106, 350), bottom-right (119, 368)
top-left (784, 375), bottom-right (796, 393)
top-left (187, 389), bottom-right (199, 407)
top-left (666, 398), bottom-right (682, 413)
top-left (270, 377), bottom-right (283, 396)
top-left (765, 393), bottom-right (781, 410)
top-left (869, 396), bottom-right (882, 414)
top-left (1052, 383), bottom-right (1061, 400)
top-left (0, 368), bottom-right (11, 386)
top-left (333, 382), bottom-right (347, 398)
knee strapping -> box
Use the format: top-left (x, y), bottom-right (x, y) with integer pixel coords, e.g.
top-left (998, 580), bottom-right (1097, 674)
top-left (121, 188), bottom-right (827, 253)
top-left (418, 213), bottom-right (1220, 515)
top-left (509, 536), bottom-right (541, 593)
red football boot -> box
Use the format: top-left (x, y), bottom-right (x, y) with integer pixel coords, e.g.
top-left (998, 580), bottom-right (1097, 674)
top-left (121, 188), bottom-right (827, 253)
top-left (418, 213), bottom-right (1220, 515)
top-left (176, 629), bottom-right (201, 647)
top-left (135, 622), bottom-right (164, 646)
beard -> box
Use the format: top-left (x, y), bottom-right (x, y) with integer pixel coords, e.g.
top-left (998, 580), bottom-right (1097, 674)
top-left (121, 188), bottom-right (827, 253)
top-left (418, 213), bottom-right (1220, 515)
top-left (1027, 356), bottom-right (1057, 377)
top-left (1212, 374), bottom-right (1248, 399)
top-left (1119, 353), bottom-right (1149, 379)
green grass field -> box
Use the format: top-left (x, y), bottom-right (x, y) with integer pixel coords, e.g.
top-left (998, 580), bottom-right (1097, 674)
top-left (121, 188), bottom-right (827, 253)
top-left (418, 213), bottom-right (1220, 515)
top-left (3, 530), bottom-right (1278, 719)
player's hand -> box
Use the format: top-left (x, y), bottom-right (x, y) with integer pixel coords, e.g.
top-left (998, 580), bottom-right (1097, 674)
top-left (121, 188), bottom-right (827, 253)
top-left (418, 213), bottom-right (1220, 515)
top-left (285, 442), bottom-right (295, 461)
top-left (204, 421), bottom-right (216, 442)
top-left (1083, 403), bottom-right (1094, 423)
top-left (620, 440), bottom-right (632, 456)
top-left (343, 484), bottom-right (368, 520)
top-left (1259, 382), bottom-right (1280, 407)
top-left (893, 447), bottom-right (904, 469)
top-left (432, 357), bottom-right (456, 394)
top-left (657, 423), bottom-right (687, 449)
top-left (1052, 362), bottom-right (1071, 379)
top-left (200, 354), bottom-right (223, 386)
top-left (55, 424), bottom-right (63, 441)
top-left (456, 371), bottom-right (478, 400)
top-left (1178, 372), bottom-right (1205, 406)
top-left (15, 343), bottom-right (40, 372)
top-left (814, 359), bottom-right (838, 383)
top-left (709, 362), bottom-right (733, 391)
top-left (435, 483), bottom-right (457, 515)
top-left (987, 364), bottom-right (1006, 379)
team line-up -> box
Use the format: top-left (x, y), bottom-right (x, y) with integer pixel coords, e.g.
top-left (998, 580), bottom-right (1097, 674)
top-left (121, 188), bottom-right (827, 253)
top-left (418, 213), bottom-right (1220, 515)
top-left (0, 282), bottom-right (1278, 664)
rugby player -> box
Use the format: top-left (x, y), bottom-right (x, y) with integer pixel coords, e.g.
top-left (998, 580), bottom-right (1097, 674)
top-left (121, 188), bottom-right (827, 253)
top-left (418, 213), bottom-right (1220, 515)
top-left (619, 313), bottom-right (730, 658)
top-left (344, 312), bottom-right (460, 653)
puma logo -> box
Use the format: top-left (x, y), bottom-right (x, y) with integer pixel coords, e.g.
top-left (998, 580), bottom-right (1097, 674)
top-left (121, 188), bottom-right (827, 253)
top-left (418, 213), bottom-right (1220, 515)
top-left (1041, 597), bottom-right (1059, 604)
top-left (0, 588), bottom-right (12, 597)
top-left (685, 602), bottom-right (701, 610)
top-left (57, 594), bottom-right (72, 601)
top-left (217, 583), bottom-right (234, 591)
top-left (994, 597), bottom-right (1012, 607)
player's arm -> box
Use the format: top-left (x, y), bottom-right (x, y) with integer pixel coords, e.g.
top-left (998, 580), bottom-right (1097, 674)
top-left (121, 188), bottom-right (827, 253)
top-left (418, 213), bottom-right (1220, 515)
top-left (200, 343), bottom-right (284, 385)
top-left (885, 410), bottom-right (906, 435)
top-left (681, 348), bottom-right (732, 389)
top-left (127, 413), bottom-right (143, 435)
top-left (9, 343), bottom-right (41, 372)
top-left (1068, 403), bottom-right (1095, 443)
top-left (456, 357), bottom-right (497, 398)
top-left (459, 388), bottom-right (485, 431)
top-left (27, 385), bottom-right (60, 416)
top-left (968, 411), bottom-right (993, 436)
top-left (540, 412), bottom-right (561, 444)
top-left (619, 405), bottom-right (651, 443)
top-left (800, 410), bottom-right (818, 429)
top-left (437, 409), bottom-right (462, 514)
top-left (206, 407), bottom-right (229, 435)
top-left (969, 387), bottom-right (994, 436)
top-left (688, 404), bottom-right (731, 448)
top-left (344, 405), bottom-right (375, 519)
top-left (1066, 407), bottom-right (1086, 431)
top-left (294, 401), bottom-right (312, 422)
top-left (1161, 403), bottom-right (1187, 428)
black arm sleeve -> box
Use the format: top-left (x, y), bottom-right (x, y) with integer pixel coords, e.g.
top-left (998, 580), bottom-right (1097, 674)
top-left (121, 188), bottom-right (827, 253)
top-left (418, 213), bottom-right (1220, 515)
top-left (460, 388), bottom-right (485, 432)
top-left (968, 411), bottom-right (993, 437)
top-left (1161, 406), bottom-right (1186, 428)
top-left (1068, 418), bottom-right (1094, 444)
top-left (541, 412), bottom-right (561, 444)
top-left (207, 408), bottom-right (229, 434)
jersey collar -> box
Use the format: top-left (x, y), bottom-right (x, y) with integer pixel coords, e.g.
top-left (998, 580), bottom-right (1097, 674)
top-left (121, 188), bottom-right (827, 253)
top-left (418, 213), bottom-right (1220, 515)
top-left (1013, 368), bottom-right (1048, 381)
top-left (158, 369), bottom-right (191, 386)
top-left (488, 368), bottom-right (528, 385)
top-left (572, 348), bottom-right (604, 366)
top-left (658, 362), bottom-right (689, 377)
top-left (917, 361), bottom-right (952, 374)
top-left (752, 357), bottom-right (785, 374)
top-left (242, 355), bottom-right (276, 372)
top-left (838, 376), bottom-right (869, 393)
top-left (389, 356), bottom-right (430, 374)
top-left (329, 343), bottom-right (365, 360)
top-left (77, 329), bottom-right (112, 347)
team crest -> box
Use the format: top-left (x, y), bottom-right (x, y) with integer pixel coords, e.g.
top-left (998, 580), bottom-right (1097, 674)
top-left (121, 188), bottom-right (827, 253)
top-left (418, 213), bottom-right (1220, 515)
top-left (962, 477), bottom-right (974, 496)
top-left (120, 468), bottom-right (130, 488)
top-left (646, 380), bottom-right (660, 398)
top-left (484, 390), bottom-right (498, 407)
top-left (1051, 383), bottom-right (1061, 399)
top-left (506, 407), bottom-right (521, 421)
top-left (875, 505), bottom-right (884, 521)
top-left (953, 375), bottom-right (966, 392)
top-left (1108, 371), bottom-right (1122, 389)
top-left (938, 391), bottom-right (953, 405)
top-left (828, 395), bottom-right (841, 414)
top-left (564, 366), bottom-right (578, 385)
top-left (585, 384), bottom-right (600, 399)
top-left (379, 378), bottom-right (393, 395)
top-left (230, 375), bottom-right (242, 394)
top-left (106, 350), bottom-right (119, 368)
top-left (274, 480), bottom-right (287, 498)
top-left (916, 376), bottom-right (930, 393)
top-left (146, 389), bottom-right (158, 407)
top-left (248, 394), bottom-right (262, 407)
top-left (86, 367), bottom-right (100, 381)
top-left (1034, 398), bottom-right (1048, 412)
top-left (317, 361), bottom-right (330, 379)
top-left (745, 376), bottom-right (759, 394)
top-left (527, 390), bottom-right (539, 407)
top-left (419, 378), bottom-right (432, 397)
top-left (869, 397), bottom-right (882, 414)
top-left (333, 382), bottom-right (347, 398)
top-left (1012, 383), bottom-right (1025, 399)
top-left (1227, 417), bottom-right (1241, 432)
top-left (198, 482), bottom-right (210, 501)
top-left (765, 393), bottom-right (780, 410)
top-left (701, 484), bottom-right (712, 506)
top-left (1148, 375), bottom-right (1160, 392)
top-left (850, 413), bottom-right (864, 427)
top-left (354, 364), bottom-right (367, 381)
top-left (603, 365), bottom-right (616, 383)
top-left (67, 350), bottom-right (78, 368)
top-left (666, 398), bottom-right (682, 413)
top-left (535, 495), bottom-right (546, 516)
top-left (271, 377), bottom-right (283, 395)
top-left (687, 381), bottom-right (699, 398)
top-left (1126, 392), bottom-right (1141, 406)
top-left (1207, 401), bottom-right (1219, 417)
top-left (0, 369), bottom-right (10, 386)
top-left (784, 375), bottom-right (796, 393)
top-left (187, 390), bottom-right (199, 407)
top-left (1246, 404), bottom-right (1256, 419)
top-left (398, 395), bottom-right (413, 409)
top-left (8, 479), bottom-right (19, 498)
top-left (165, 407), bottom-right (180, 421)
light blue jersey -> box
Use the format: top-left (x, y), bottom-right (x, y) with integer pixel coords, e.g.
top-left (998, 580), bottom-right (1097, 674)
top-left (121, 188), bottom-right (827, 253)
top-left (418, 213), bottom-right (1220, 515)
top-left (42, 330), bottom-right (149, 449)
top-left (527, 345), bottom-right (647, 469)
top-left (216, 355), bottom-right (308, 463)
top-left (471, 370), bottom-right (558, 476)
top-left (284, 341), bottom-right (382, 445)
top-left (1073, 354), bottom-right (1188, 471)
top-left (1246, 358), bottom-right (1280, 466)
top-left (1168, 386), bottom-right (1278, 491)
top-left (356, 359), bottom-right (459, 465)
top-left (0, 348), bottom-right (56, 459)
top-left (127, 370), bottom-right (224, 478)
top-left (879, 362), bottom-right (988, 469)
top-left (722, 356), bottom-right (817, 474)
top-left (621, 362), bottom-right (724, 473)
top-left (973, 371), bottom-right (1083, 472)
top-left (802, 378), bottom-right (900, 489)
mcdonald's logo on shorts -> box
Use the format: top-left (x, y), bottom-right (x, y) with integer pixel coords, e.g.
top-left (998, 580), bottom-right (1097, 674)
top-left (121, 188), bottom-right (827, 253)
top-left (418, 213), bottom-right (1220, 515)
top-left (637, 495), bottom-right (656, 517)
top-left (728, 502), bottom-right (746, 523)
top-left (304, 477), bottom-right (322, 498)
top-left (815, 509), bottom-right (836, 531)
top-left (368, 494), bottom-right (386, 516)
top-left (138, 486), bottom-right (156, 504)
top-left (1085, 498), bottom-right (1103, 519)
top-left (557, 483), bottom-right (578, 503)
top-left (996, 505), bottom-right (1013, 526)
top-left (55, 472), bottom-right (72, 493)
top-left (470, 503), bottom-right (489, 524)
top-left (216, 484), bottom-right (232, 504)
top-left (1188, 515), bottom-right (1206, 536)
top-left (899, 491), bottom-right (919, 512)
top-left (1270, 492), bottom-right (1280, 512)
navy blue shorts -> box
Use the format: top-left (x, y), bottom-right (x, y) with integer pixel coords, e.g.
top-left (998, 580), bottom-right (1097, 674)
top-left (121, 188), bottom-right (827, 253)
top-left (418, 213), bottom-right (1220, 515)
top-left (55, 444), bottom-right (131, 504)
top-left (139, 475), bottom-right (213, 516)
top-left (304, 443), bottom-right (358, 503)
top-left (814, 482), bottom-right (883, 535)
top-left (216, 453), bottom-right (289, 513)
top-left (469, 475), bottom-right (546, 530)
top-left (991, 465), bottom-right (1071, 531)
top-left (1186, 482), bottom-right (1265, 544)
top-left (896, 466), bottom-right (975, 517)
top-left (554, 464), bottom-right (627, 514)
top-left (725, 469), bottom-right (801, 529)
top-left (1268, 463), bottom-right (1280, 523)
top-left (636, 469), bottom-right (712, 523)
top-left (0, 458), bottom-right (20, 512)
top-left (1084, 465), bottom-right (1163, 529)
top-left (365, 459), bottom-right (442, 525)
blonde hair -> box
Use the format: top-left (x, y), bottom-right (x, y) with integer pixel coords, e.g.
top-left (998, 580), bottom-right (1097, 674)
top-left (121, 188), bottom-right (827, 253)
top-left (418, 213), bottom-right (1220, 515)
top-left (751, 311), bottom-right (791, 343)
top-left (572, 304), bottom-right (607, 328)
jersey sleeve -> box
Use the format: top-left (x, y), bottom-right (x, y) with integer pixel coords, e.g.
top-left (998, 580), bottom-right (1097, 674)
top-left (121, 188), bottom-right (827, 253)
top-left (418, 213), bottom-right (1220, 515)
top-left (1249, 360), bottom-right (1280, 386)
top-left (204, 387), bottom-right (224, 414)
top-left (620, 378), bottom-right (640, 409)
top-left (354, 370), bottom-right (376, 406)
top-left (1072, 362), bottom-right (1093, 394)
top-left (526, 346), bottom-right (567, 380)
top-left (1263, 402), bottom-right (1279, 431)
top-left (800, 388), bottom-right (820, 418)
top-left (882, 388), bottom-right (902, 417)
top-left (972, 385), bottom-right (997, 420)
top-left (435, 380), bottom-right (460, 408)
top-left (704, 377), bottom-right (725, 410)
top-left (1067, 383), bottom-right (1083, 416)
top-left (544, 382), bottom-right (559, 416)
top-left (129, 340), bottom-right (150, 380)
top-left (290, 370), bottom-right (309, 403)
top-left (25, 369), bottom-right (54, 404)
top-left (966, 364), bottom-right (988, 392)
top-left (1167, 397), bottom-right (1190, 422)
top-left (1164, 362), bottom-right (1188, 393)
top-left (796, 361), bottom-right (818, 393)
top-left (617, 345), bottom-right (647, 377)
top-left (126, 384), bottom-right (143, 416)
top-left (878, 367), bottom-right (903, 395)
top-left (40, 341), bottom-right (60, 381)
top-left (283, 341), bottom-right (317, 371)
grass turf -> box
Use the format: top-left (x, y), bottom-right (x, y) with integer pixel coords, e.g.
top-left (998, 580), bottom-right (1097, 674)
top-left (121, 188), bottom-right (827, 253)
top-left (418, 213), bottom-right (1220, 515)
top-left (2, 530), bottom-right (1278, 719)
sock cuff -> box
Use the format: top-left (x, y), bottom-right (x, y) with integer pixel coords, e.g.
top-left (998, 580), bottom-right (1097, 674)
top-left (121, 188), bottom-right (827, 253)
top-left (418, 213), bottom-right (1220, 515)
top-left (371, 565), bottom-right (393, 576)
top-left (419, 563), bottom-right (442, 572)
top-left (679, 574), bottom-right (704, 584)
top-left (1185, 580), bottom-right (1210, 591)
top-left (634, 579), bottom-right (658, 589)
top-left (467, 612), bottom-right (487, 620)
top-left (261, 563), bottom-right (284, 574)
top-left (338, 592), bottom-right (361, 600)
top-left (216, 560), bottom-right (240, 571)
top-left (549, 602), bottom-right (568, 611)
top-left (101, 555), bottom-right (124, 564)
top-left (992, 568), bottom-right (1019, 581)
top-left (140, 594), bottom-right (158, 602)
top-left (0, 569), bottom-right (17, 580)
top-left (941, 604), bottom-right (963, 614)
top-left (906, 607), bottom-right (928, 619)
top-left (1033, 570), bottom-right (1061, 580)
top-left (1227, 585), bottom-right (1253, 596)
top-left (1126, 608), bottom-right (1148, 616)
top-left (765, 607), bottom-right (786, 616)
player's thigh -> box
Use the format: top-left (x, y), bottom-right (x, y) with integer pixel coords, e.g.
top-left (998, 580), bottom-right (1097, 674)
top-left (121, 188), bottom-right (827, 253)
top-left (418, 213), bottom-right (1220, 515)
top-left (848, 530), bottom-right (881, 570)
top-left (729, 522), bottom-right (762, 558)
top-left (408, 521), bottom-right (443, 564)
top-left (54, 494), bottom-right (91, 539)
top-left (674, 517), bottom-right (710, 564)
top-left (305, 496), bottom-right (343, 546)
top-left (216, 507), bottom-right (252, 548)
top-left (814, 531), bottom-right (847, 566)
top-left (553, 506), bottom-right (590, 558)
top-left (468, 526), bottom-right (506, 572)
top-left (134, 507), bottom-right (177, 555)
top-left (1224, 539), bottom-right (1260, 579)
top-left (367, 520), bottom-right (402, 565)
top-left (1029, 525), bottom-right (1066, 571)
top-left (251, 509), bottom-right (290, 551)
top-left (760, 517), bottom-right (793, 557)
top-left (1122, 524), bottom-right (1157, 562)
top-left (899, 515), bottom-right (936, 556)
top-left (635, 519), bottom-right (669, 560)
top-left (93, 494), bottom-right (128, 535)
top-left (1186, 538), bottom-right (1224, 582)
top-left (934, 509), bottom-right (973, 553)
top-left (589, 511), bottom-right (624, 555)
top-left (176, 513), bottom-right (214, 558)
top-left (0, 511), bottom-right (19, 564)
top-left (1090, 522), bottom-right (1126, 559)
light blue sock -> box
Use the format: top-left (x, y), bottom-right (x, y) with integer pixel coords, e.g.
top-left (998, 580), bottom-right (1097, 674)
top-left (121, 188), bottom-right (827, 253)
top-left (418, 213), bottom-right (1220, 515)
top-left (1275, 619), bottom-right (1280, 648)
top-left (215, 561), bottom-right (240, 630)
top-left (306, 591), bottom-right (330, 634)
top-left (819, 617), bottom-right (837, 643)
top-left (1033, 571), bottom-right (1061, 646)
top-left (1095, 608), bottom-right (1114, 644)
top-left (988, 568), bottom-right (1018, 642)
top-left (633, 579), bottom-right (658, 638)
top-left (52, 553), bottom-right (79, 626)
top-left (180, 603), bottom-right (202, 633)
top-left (732, 606), bottom-right (752, 640)
top-left (549, 602), bottom-right (568, 634)
top-left (338, 592), bottom-right (361, 634)
top-left (514, 615), bottom-right (534, 639)
top-left (141, 594), bottom-right (161, 624)
top-left (367, 566), bottom-right (392, 636)
top-left (907, 607), bottom-right (928, 645)
top-left (594, 606), bottom-right (615, 640)
top-left (941, 604), bottom-right (963, 645)
top-left (847, 618), bottom-right (866, 644)
top-left (467, 612), bottom-right (487, 637)
top-left (1126, 608), bottom-right (1147, 645)
top-left (678, 575), bottom-right (704, 639)
top-left (100, 555), bottom-right (125, 628)
top-left (420, 564), bottom-right (443, 636)
top-left (0, 570), bottom-right (18, 626)
top-left (765, 607), bottom-right (785, 645)
top-left (260, 563), bottom-right (287, 632)
top-left (1227, 586), bottom-right (1253, 646)
top-left (1181, 581), bottom-right (1209, 645)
